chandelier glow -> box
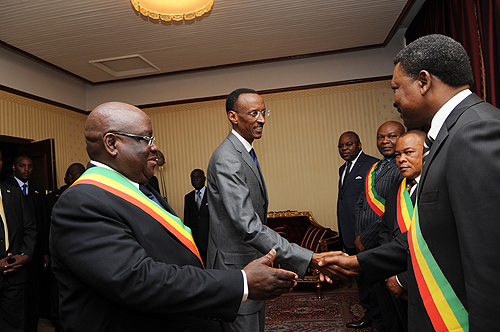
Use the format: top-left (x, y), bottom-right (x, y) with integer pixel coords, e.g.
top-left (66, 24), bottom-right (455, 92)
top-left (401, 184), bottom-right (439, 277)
top-left (131, 0), bottom-right (214, 22)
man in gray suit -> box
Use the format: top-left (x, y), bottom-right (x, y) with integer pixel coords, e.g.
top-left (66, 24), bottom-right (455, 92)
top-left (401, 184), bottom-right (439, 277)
top-left (207, 88), bottom-right (347, 332)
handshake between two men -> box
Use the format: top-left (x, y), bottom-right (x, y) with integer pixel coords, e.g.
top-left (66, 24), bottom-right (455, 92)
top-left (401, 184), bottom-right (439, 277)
top-left (244, 249), bottom-right (359, 300)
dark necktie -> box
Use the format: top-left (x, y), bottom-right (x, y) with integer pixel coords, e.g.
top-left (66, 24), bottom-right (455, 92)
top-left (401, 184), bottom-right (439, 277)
top-left (249, 149), bottom-right (258, 168)
top-left (423, 135), bottom-right (434, 166)
top-left (139, 184), bottom-right (161, 205)
top-left (195, 190), bottom-right (202, 210)
top-left (342, 161), bottom-right (352, 189)
top-left (22, 184), bottom-right (28, 196)
top-left (376, 159), bottom-right (388, 175)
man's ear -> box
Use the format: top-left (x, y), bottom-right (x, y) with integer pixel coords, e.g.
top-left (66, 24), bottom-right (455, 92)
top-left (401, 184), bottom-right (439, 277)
top-left (228, 110), bottom-right (238, 126)
top-left (103, 133), bottom-right (118, 157)
top-left (418, 70), bottom-right (432, 96)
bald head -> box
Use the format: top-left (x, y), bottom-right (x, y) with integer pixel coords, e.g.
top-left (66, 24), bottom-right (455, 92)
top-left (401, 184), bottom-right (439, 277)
top-left (85, 102), bottom-right (158, 184)
top-left (85, 102), bottom-right (146, 160)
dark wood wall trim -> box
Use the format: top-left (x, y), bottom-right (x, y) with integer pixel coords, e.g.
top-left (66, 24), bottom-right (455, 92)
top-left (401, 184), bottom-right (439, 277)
top-left (0, 84), bottom-right (89, 115)
top-left (138, 75), bottom-right (393, 109)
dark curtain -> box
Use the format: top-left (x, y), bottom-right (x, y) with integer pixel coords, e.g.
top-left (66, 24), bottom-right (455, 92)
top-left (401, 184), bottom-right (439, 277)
top-left (476, 0), bottom-right (500, 107)
top-left (405, 0), bottom-right (499, 107)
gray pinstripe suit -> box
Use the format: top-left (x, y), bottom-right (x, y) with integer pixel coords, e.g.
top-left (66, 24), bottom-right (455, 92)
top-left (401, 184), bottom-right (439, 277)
top-left (206, 132), bottom-right (312, 330)
top-left (355, 158), bottom-right (403, 250)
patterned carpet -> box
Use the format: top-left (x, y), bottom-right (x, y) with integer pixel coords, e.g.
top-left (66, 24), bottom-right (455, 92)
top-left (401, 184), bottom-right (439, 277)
top-left (265, 291), bottom-right (366, 332)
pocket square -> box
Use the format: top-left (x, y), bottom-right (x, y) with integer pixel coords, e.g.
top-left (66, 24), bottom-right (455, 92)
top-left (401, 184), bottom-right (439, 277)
top-left (355, 176), bottom-right (362, 180)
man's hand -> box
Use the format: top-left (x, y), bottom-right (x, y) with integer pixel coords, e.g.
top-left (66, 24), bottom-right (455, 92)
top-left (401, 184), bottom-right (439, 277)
top-left (385, 276), bottom-right (408, 300)
top-left (354, 236), bottom-right (366, 253)
top-left (3, 253), bottom-right (29, 274)
top-left (310, 251), bottom-right (358, 282)
top-left (44, 254), bottom-right (51, 271)
top-left (317, 252), bottom-right (361, 283)
top-left (243, 249), bottom-right (298, 301)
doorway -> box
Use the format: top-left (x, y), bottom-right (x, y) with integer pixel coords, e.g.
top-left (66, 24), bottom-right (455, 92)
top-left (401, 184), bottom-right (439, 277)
top-left (0, 135), bottom-right (57, 194)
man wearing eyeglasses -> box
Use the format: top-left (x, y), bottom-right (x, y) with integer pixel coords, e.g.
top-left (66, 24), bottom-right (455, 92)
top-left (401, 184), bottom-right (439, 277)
top-left (50, 101), bottom-right (301, 332)
top-left (206, 88), bottom-right (351, 332)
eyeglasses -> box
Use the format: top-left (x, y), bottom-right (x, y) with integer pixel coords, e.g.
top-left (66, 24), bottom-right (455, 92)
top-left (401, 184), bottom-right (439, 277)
top-left (337, 141), bottom-right (358, 149)
top-left (108, 132), bottom-right (156, 146)
top-left (246, 109), bottom-right (271, 119)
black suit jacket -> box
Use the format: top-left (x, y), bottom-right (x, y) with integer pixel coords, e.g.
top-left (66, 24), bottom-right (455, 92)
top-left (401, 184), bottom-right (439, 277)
top-left (358, 93), bottom-right (500, 331)
top-left (337, 151), bottom-right (378, 250)
top-left (378, 179), bottom-right (409, 289)
top-left (0, 182), bottom-right (37, 284)
top-left (50, 165), bottom-right (243, 332)
top-left (4, 177), bottom-right (49, 261)
top-left (355, 158), bottom-right (403, 250)
top-left (184, 188), bottom-right (209, 252)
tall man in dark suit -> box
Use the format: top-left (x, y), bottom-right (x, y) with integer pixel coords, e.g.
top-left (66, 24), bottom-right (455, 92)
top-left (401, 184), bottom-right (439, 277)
top-left (337, 131), bottom-right (378, 256)
top-left (378, 130), bottom-right (426, 332)
top-left (50, 101), bottom-right (300, 332)
top-left (207, 88), bottom-right (348, 332)
top-left (184, 169), bottom-right (209, 264)
top-left (0, 150), bottom-right (37, 332)
top-left (319, 34), bottom-right (500, 331)
top-left (347, 121), bottom-right (404, 331)
top-left (5, 155), bottom-right (49, 332)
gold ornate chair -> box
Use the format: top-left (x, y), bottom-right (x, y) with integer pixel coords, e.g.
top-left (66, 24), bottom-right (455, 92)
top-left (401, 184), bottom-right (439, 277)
top-left (267, 210), bottom-right (341, 299)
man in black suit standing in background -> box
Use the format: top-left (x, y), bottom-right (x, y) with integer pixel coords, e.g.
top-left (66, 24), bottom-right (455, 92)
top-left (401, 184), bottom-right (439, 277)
top-left (4, 155), bottom-right (49, 332)
top-left (0, 150), bottom-right (37, 332)
top-left (347, 121), bottom-right (404, 332)
top-left (184, 169), bottom-right (210, 264)
top-left (337, 131), bottom-right (378, 256)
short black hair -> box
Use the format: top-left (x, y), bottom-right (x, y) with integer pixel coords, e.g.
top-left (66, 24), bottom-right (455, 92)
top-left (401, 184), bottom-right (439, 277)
top-left (394, 34), bottom-right (473, 87)
top-left (340, 131), bottom-right (361, 143)
top-left (13, 155), bottom-right (31, 165)
top-left (226, 88), bottom-right (258, 114)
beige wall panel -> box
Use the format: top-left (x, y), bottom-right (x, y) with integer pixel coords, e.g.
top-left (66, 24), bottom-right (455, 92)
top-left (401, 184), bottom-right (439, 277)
top-left (0, 91), bottom-right (87, 190)
top-left (146, 80), bottom-right (402, 230)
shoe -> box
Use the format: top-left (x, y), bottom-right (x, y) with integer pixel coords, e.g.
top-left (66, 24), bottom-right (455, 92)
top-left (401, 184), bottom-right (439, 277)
top-left (346, 319), bottom-right (371, 329)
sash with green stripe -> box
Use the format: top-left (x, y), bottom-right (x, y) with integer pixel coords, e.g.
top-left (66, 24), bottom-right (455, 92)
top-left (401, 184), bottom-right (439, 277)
top-left (396, 178), bottom-right (413, 233)
top-left (365, 161), bottom-right (385, 216)
top-left (73, 166), bottom-right (203, 265)
top-left (408, 204), bottom-right (468, 331)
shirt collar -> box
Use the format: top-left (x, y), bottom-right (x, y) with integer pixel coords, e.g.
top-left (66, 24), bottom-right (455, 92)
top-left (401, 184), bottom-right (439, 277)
top-left (231, 129), bottom-right (253, 153)
top-left (90, 160), bottom-right (140, 189)
top-left (428, 89), bottom-right (472, 141)
top-left (196, 186), bottom-right (206, 196)
top-left (14, 176), bottom-right (28, 189)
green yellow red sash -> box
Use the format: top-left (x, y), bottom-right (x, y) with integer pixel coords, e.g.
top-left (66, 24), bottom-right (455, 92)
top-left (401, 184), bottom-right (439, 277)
top-left (365, 161), bottom-right (385, 216)
top-left (396, 178), bottom-right (413, 233)
top-left (408, 205), bottom-right (468, 331)
top-left (73, 166), bottom-right (203, 265)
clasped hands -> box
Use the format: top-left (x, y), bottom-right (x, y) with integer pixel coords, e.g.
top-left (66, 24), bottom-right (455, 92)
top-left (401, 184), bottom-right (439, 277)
top-left (0, 253), bottom-right (29, 274)
top-left (310, 251), bottom-right (361, 283)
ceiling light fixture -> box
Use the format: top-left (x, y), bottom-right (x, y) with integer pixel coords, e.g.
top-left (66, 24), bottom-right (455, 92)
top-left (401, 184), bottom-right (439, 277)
top-left (131, 0), bottom-right (214, 21)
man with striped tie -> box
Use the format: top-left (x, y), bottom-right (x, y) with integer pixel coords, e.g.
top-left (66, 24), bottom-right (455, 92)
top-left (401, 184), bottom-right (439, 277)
top-left (319, 34), bottom-right (500, 331)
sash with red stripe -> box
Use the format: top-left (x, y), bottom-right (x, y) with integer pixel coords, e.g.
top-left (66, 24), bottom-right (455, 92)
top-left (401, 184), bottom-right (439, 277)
top-left (408, 204), bottom-right (468, 331)
top-left (396, 178), bottom-right (413, 233)
top-left (365, 161), bottom-right (385, 216)
top-left (72, 166), bottom-right (203, 265)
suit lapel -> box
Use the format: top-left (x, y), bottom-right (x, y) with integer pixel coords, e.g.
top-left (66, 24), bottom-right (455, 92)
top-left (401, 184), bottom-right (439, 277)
top-left (419, 94), bottom-right (483, 191)
top-left (227, 133), bottom-right (268, 202)
top-left (1, 184), bottom-right (12, 208)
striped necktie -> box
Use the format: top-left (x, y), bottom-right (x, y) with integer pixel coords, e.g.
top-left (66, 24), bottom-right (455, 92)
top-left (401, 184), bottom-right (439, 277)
top-left (423, 135), bottom-right (434, 166)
